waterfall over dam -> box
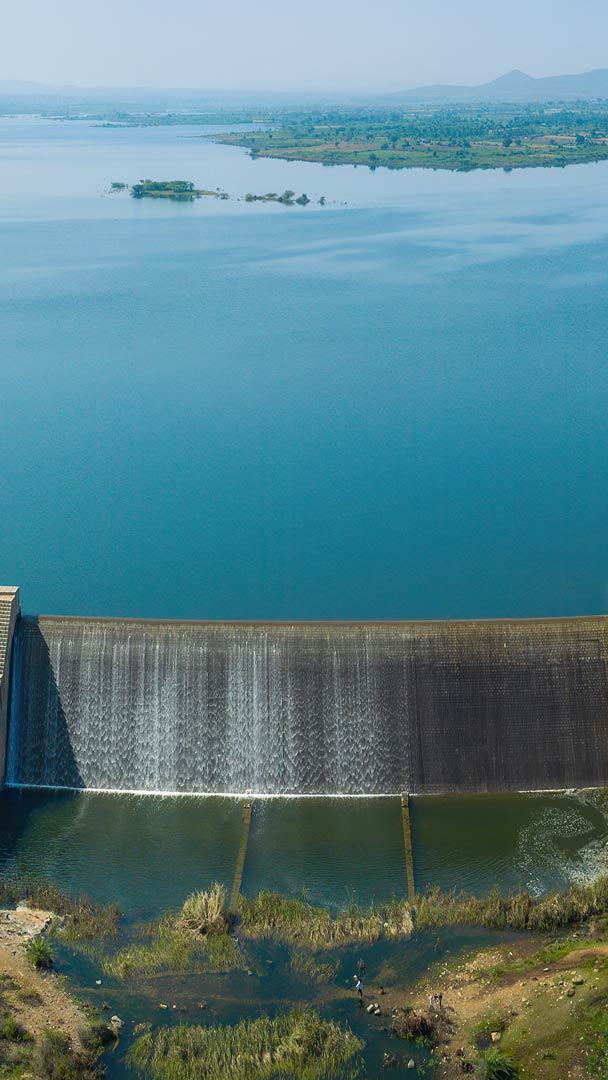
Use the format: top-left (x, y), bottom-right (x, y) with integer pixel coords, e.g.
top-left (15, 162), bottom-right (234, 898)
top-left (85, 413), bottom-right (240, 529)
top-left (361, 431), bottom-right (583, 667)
top-left (5, 613), bottom-right (608, 796)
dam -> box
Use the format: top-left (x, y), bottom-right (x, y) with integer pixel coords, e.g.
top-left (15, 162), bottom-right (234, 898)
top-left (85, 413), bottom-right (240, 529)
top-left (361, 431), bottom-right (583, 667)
top-left (2, 596), bottom-right (608, 796)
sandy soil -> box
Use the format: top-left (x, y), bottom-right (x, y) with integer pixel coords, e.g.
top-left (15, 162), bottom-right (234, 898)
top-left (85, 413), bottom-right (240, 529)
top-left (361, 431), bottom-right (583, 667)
top-left (0, 906), bottom-right (88, 1048)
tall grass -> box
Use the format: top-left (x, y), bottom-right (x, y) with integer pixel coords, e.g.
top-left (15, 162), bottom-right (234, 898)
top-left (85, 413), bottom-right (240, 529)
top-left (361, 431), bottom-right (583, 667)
top-left (174, 883), bottom-right (229, 936)
top-left (128, 1009), bottom-right (363, 1080)
top-left (413, 875), bottom-right (608, 933)
top-left (237, 891), bottom-right (413, 949)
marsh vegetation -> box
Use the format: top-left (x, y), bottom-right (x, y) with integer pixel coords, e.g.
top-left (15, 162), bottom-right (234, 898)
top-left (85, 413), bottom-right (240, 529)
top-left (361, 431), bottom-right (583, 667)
top-left (128, 1009), bottom-right (363, 1080)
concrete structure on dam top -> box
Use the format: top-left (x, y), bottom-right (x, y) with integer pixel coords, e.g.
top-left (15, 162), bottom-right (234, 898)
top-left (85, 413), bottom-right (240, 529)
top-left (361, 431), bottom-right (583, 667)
top-left (1, 588), bottom-right (608, 796)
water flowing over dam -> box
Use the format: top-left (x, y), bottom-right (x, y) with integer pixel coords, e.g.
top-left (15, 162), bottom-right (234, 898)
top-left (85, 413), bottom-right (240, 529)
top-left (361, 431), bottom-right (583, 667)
top-left (6, 613), bottom-right (608, 796)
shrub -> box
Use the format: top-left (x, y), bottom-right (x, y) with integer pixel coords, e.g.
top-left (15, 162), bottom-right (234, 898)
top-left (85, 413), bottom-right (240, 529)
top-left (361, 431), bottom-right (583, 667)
top-left (25, 936), bottom-right (53, 970)
top-left (391, 1007), bottom-right (436, 1041)
top-left (474, 1048), bottom-right (519, 1079)
top-left (0, 1014), bottom-right (29, 1041)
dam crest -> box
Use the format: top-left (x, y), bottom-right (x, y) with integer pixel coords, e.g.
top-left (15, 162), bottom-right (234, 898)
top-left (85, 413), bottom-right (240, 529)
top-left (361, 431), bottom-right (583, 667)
top-left (2, 598), bottom-right (607, 797)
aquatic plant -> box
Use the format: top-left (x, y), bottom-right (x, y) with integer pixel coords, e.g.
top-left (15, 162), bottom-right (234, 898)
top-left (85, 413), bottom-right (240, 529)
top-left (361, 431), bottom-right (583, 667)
top-left (127, 1008), bottom-right (363, 1080)
top-left (237, 889), bottom-right (413, 949)
top-left (412, 875), bottom-right (608, 933)
top-left (290, 948), bottom-right (340, 984)
top-left (105, 927), bottom-right (244, 979)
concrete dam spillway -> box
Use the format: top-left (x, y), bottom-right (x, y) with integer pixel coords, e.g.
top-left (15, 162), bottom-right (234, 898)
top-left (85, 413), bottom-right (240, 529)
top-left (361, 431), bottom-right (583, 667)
top-left (3, 609), bottom-right (608, 796)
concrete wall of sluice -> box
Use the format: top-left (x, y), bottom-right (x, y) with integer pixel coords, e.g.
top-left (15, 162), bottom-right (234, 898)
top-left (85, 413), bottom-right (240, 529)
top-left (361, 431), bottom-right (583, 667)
top-left (5, 612), bottom-right (608, 796)
top-left (0, 588), bottom-right (20, 782)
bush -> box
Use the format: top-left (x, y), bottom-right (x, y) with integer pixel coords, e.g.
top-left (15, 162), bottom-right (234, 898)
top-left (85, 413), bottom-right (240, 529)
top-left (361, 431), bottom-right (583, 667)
top-left (32, 1030), bottom-right (86, 1079)
top-left (0, 1014), bottom-right (29, 1041)
top-left (25, 936), bottom-right (53, 970)
top-left (474, 1048), bottom-right (519, 1079)
top-left (390, 1007), bottom-right (436, 1041)
top-left (79, 1020), bottom-right (116, 1052)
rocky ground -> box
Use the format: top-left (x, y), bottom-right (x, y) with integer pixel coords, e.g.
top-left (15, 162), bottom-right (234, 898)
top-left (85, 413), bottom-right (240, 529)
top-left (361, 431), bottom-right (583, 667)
top-left (0, 905), bottom-right (92, 1056)
top-left (376, 929), bottom-right (608, 1078)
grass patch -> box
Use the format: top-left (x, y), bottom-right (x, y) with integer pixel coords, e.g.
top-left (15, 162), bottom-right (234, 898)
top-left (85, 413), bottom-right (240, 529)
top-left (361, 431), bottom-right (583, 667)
top-left (105, 930), bottom-right (244, 979)
top-left (128, 1008), bottom-right (363, 1080)
top-left (473, 1047), bottom-right (519, 1078)
top-left (290, 948), bottom-right (340, 984)
top-left (14, 987), bottom-right (42, 1007)
top-left (472, 1012), bottom-right (510, 1049)
top-left (237, 890), bottom-right (413, 949)
top-left (105, 885), bottom-right (244, 978)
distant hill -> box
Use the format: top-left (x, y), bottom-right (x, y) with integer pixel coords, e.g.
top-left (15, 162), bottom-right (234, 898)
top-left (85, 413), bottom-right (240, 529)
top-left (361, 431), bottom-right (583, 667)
top-left (394, 68), bottom-right (608, 103)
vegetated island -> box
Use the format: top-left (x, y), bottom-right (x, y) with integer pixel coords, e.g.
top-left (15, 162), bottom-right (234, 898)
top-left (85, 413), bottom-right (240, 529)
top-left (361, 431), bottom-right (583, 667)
top-left (214, 100), bottom-right (608, 172)
top-left (129, 179), bottom-right (229, 200)
top-left (111, 180), bottom-right (321, 205)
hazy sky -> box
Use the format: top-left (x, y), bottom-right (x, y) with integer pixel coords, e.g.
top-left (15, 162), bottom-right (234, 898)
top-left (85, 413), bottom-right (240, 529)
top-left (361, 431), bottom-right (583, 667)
top-left (4, 0), bottom-right (608, 92)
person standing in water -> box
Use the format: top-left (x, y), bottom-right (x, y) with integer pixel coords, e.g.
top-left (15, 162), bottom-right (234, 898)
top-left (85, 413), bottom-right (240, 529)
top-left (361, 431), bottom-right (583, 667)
top-left (354, 975), bottom-right (363, 1000)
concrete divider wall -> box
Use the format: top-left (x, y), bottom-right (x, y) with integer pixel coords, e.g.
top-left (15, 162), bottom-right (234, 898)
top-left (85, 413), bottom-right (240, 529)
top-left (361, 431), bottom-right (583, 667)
top-left (0, 587), bottom-right (20, 782)
top-left (5, 610), bottom-right (608, 795)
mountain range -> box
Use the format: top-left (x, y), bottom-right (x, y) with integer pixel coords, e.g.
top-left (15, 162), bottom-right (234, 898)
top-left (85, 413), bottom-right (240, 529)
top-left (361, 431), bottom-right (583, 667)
top-left (394, 68), bottom-right (608, 103)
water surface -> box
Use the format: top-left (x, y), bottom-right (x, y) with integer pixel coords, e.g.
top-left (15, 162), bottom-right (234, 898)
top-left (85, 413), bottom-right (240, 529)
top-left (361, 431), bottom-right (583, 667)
top-left (1, 118), bottom-right (607, 619)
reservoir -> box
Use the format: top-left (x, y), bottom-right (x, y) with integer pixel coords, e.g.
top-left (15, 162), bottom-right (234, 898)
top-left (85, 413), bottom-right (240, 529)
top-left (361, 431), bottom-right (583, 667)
top-left (1, 118), bottom-right (608, 620)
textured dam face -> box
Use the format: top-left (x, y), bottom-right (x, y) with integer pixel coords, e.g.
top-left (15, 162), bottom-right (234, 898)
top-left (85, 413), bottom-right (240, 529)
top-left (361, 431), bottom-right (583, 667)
top-left (6, 616), bottom-right (608, 796)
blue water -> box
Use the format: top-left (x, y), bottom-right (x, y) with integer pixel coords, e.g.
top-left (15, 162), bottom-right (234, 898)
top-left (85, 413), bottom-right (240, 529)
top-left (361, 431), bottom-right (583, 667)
top-left (2, 118), bottom-right (608, 619)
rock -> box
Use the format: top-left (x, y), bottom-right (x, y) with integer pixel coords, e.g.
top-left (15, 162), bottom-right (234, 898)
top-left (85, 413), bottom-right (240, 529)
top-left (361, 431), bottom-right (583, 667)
top-left (566, 988), bottom-right (575, 997)
top-left (407, 1061), bottom-right (415, 1070)
top-left (159, 1003), bottom-right (168, 1009)
top-left (374, 1006), bottom-right (381, 1015)
top-left (95, 979), bottom-right (102, 986)
top-left (367, 1003), bottom-right (377, 1013)
top-left (572, 976), bottom-right (584, 985)
top-left (490, 1032), bottom-right (501, 1042)
top-left (110, 1016), bottom-right (123, 1033)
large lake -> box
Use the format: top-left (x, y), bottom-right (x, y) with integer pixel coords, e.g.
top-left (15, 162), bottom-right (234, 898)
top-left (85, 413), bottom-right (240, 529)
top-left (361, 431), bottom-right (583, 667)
top-left (2, 118), bottom-right (607, 619)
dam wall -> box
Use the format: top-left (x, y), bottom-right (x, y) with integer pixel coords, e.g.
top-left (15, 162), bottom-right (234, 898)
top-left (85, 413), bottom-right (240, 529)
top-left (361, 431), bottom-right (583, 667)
top-left (6, 612), bottom-right (608, 796)
top-left (0, 587), bottom-right (20, 782)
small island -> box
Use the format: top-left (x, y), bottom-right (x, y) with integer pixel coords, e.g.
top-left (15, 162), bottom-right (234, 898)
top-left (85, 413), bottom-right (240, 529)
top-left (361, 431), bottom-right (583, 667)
top-left (130, 179), bottom-right (229, 201)
top-left (245, 189), bottom-right (312, 205)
